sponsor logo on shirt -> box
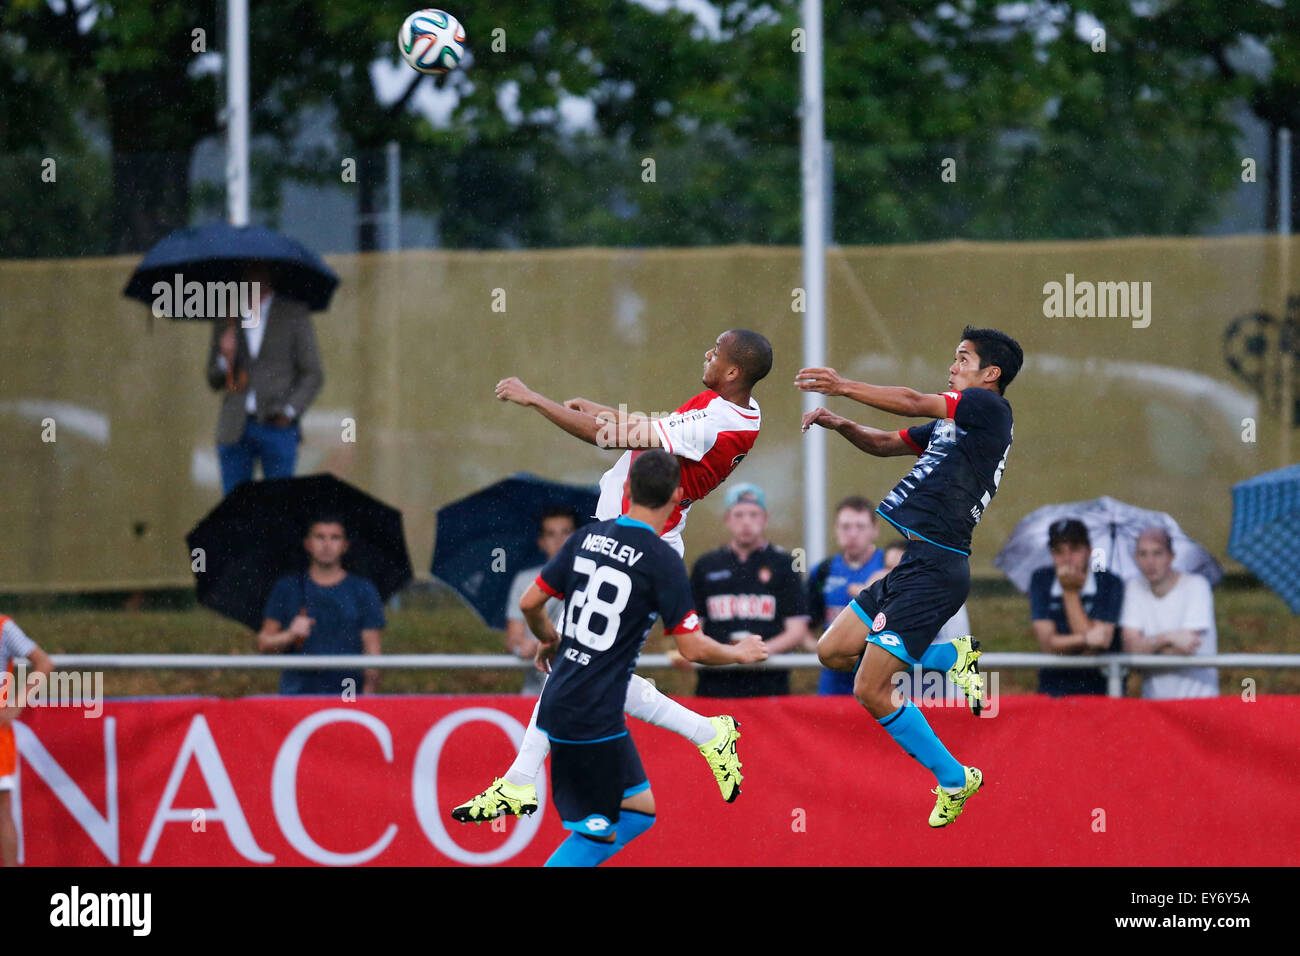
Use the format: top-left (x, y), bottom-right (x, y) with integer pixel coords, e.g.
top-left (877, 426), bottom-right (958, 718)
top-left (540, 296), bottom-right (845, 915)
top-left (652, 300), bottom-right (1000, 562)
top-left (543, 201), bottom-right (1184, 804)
top-left (678, 612), bottom-right (700, 632)
top-left (706, 594), bottom-right (778, 621)
top-left (705, 569), bottom-right (732, 581)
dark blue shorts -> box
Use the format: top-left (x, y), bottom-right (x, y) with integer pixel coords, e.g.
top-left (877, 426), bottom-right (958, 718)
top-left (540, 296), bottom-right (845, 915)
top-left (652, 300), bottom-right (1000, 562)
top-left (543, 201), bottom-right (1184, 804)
top-left (851, 539), bottom-right (970, 664)
top-left (548, 732), bottom-right (649, 837)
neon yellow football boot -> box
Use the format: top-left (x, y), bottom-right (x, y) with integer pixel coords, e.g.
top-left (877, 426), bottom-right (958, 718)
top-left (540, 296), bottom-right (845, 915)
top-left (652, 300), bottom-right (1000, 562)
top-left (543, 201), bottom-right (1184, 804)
top-left (929, 766), bottom-right (983, 828)
top-left (947, 635), bottom-right (984, 716)
top-left (450, 777), bottom-right (538, 823)
top-left (698, 715), bottom-right (744, 803)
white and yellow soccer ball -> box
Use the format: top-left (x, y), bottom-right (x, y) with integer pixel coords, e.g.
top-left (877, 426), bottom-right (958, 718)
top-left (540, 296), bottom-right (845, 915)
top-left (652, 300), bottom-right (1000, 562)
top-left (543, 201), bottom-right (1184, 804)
top-left (398, 9), bottom-right (467, 75)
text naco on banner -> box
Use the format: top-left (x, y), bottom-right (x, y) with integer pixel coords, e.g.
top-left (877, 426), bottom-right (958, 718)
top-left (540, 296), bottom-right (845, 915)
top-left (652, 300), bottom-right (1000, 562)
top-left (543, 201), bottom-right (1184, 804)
top-left (14, 694), bottom-right (1300, 866)
top-left (0, 238), bottom-right (1292, 590)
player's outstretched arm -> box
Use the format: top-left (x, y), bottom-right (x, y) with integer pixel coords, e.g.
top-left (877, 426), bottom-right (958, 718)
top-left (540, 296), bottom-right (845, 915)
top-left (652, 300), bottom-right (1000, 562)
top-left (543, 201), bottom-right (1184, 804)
top-left (675, 629), bottom-right (770, 666)
top-left (496, 377), bottom-right (662, 449)
top-left (795, 367), bottom-right (948, 418)
top-left (496, 376), bottom-right (606, 445)
top-left (801, 407), bottom-right (916, 457)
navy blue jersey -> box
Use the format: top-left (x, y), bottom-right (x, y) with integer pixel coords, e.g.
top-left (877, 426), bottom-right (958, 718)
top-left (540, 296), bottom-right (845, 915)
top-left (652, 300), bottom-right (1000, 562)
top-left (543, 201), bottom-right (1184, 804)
top-left (877, 387), bottom-right (1013, 555)
top-left (535, 516), bottom-right (698, 741)
top-left (1030, 566), bottom-right (1125, 696)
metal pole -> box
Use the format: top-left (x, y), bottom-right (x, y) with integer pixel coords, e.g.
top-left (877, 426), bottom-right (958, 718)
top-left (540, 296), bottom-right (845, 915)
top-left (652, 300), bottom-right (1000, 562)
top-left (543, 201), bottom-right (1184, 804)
top-left (226, 0), bottom-right (250, 226)
top-left (801, 0), bottom-right (827, 566)
top-left (1279, 128), bottom-right (1292, 467)
top-left (386, 140), bottom-right (401, 251)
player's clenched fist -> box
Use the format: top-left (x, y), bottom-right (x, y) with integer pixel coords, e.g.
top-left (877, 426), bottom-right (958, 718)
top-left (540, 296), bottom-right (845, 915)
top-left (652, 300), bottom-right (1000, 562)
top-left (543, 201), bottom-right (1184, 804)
top-left (794, 366), bottom-right (847, 396)
top-left (733, 634), bottom-right (769, 663)
top-left (801, 406), bottom-right (845, 433)
top-left (495, 376), bottom-right (537, 406)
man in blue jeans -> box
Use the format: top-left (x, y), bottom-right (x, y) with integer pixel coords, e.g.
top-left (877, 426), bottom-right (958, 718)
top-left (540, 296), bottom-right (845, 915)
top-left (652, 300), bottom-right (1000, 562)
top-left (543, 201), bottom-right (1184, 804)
top-left (258, 516), bottom-right (385, 696)
top-left (207, 265), bottom-right (324, 494)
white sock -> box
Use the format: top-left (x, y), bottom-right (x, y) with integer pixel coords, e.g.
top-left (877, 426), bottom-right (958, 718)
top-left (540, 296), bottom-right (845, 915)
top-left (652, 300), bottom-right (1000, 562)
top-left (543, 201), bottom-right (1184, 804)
top-left (503, 699), bottom-right (550, 788)
top-left (624, 674), bottom-right (716, 746)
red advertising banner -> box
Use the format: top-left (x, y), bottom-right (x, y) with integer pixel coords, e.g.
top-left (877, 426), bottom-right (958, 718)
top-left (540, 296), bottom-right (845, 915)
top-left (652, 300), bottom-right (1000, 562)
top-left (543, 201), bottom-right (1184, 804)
top-left (13, 694), bottom-right (1300, 866)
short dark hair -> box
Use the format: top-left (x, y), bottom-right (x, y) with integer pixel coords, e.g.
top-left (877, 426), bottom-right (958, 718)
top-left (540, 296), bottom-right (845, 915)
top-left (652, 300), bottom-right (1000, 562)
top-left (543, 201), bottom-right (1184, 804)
top-left (1048, 518), bottom-right (1090, 549)
top-left (723, 329), bottom-right (774, 388)
top-left (628, 450), bottom-right (680, 509)
top-left (537, 506), bottom-right (579, 534)
top-left (835, 495), bottom-right (876, 517)
top-left (960, 326), bottom-right (1023, 395)
top-left (1136, 526), bottom-right (1173, 553)
top-left (307, 514), bottom-right (347, 537)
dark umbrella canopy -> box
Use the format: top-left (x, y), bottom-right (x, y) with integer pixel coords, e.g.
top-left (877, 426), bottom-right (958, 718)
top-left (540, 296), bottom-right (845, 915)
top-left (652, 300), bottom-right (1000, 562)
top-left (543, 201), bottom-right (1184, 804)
top-left (994, 496), bottom-right (1224, 592)
top-left (431, 473), bottom-right (599, 630)
top-left (187, 474), bottom-right (412, 631)
top-left (124, 222), bottom-right (340, 313)
top-left (1229, 464), bottom-right (1300, 613)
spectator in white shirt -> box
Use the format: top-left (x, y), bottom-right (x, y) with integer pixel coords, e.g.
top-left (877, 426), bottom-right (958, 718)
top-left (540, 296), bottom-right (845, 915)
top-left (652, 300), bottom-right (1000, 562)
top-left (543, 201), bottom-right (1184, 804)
top-left (1119, 527), bottom-right (1218, 699)
top-left (504, 507), bottom-right (579, 695)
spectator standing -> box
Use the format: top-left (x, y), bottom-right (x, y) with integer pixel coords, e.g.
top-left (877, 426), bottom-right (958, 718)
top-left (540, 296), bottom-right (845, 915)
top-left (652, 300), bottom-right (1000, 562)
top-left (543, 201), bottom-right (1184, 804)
top-left (1120, 527), bottom-right (1219, 698)
top-left (209, 263), bottom-right (324, 495)
top-left (1031, 519), bottom-right (1125, 696)
top-left (505, 507), bottom-right (579, 695)
top-left (258, 516), bottom-right (385, 696)
top-left (690, 484), bottom-right (810, 697)
top-left (0, 614), bottom-right (53, 867)
top-left (808, 497), bottom-right (884, 695)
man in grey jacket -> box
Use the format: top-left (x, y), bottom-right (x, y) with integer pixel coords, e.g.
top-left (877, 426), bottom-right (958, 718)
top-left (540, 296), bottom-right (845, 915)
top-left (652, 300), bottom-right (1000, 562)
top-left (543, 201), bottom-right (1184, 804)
top-left (207, 265), bottom-right (324, 495)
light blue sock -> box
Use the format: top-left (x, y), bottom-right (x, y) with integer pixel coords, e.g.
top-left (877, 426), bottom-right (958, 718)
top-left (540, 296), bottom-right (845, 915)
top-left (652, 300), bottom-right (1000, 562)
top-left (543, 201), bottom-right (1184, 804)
top-left (919, 642), bottom-right (957, 672)
top-left (877, 699), bottom-right (966, 788)
top-left (544, 832), bottom-right (621, 867)
top-left (614, 811), bottom-right (655, 848)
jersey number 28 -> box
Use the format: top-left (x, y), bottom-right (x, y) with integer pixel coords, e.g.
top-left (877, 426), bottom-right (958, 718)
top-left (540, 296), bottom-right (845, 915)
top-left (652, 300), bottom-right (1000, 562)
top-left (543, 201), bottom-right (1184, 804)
top-left (565, 557), bottom-right (633, 652)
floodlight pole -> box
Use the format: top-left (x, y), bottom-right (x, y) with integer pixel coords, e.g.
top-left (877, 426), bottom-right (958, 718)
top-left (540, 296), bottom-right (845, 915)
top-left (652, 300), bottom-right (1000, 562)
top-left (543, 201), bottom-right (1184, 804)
top-left (226, 0), bottom-right (250, 226)
top-left (801, 0), bottom-right (827, 566)
top-left (1280, 128), bottom-right (1292, 468)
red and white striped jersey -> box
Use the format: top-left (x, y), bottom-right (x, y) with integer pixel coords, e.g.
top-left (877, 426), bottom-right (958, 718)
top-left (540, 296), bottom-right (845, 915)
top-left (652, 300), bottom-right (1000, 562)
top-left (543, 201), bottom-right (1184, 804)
top-left (596, 390), bottom-right (761, 553)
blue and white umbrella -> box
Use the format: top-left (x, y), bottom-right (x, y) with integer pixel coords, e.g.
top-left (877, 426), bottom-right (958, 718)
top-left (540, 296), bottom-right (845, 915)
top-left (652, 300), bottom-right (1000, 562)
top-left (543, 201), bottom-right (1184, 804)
top-left (994, 496), bottom-right (1224, 593)
top-left (1228, 464), bottom-right (1300, 613)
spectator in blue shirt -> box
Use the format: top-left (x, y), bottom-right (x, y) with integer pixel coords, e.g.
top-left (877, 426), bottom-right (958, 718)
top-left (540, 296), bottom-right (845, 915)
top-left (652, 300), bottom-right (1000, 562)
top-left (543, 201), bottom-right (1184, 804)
top-left (258, 515), bottom-right (386, 696)
top-left (1030, 518), bottom-right (1124, 696)
top-left (807, 497), bottom-right (885, 694)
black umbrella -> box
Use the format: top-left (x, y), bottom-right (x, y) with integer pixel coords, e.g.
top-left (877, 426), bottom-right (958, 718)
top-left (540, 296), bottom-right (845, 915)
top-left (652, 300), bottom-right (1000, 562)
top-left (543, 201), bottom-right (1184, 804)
top-left (123, 222), bottom-right (340, 313)
top-left (431, 473), bottom-right (599, 630)
top-left (187, 474), bottom-right (412, 631)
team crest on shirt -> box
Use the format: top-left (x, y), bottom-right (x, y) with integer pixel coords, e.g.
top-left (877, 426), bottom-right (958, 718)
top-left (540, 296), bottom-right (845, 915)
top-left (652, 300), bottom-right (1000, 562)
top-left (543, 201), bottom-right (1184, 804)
top-left (758, 566), bottom-right (772, 584)
top-left (872, 612), bottom-right (887, 632)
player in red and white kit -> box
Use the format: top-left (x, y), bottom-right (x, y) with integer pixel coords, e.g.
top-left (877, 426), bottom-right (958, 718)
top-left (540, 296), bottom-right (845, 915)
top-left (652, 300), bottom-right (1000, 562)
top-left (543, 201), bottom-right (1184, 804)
top-left (451, 330), bottom-right (772, 823)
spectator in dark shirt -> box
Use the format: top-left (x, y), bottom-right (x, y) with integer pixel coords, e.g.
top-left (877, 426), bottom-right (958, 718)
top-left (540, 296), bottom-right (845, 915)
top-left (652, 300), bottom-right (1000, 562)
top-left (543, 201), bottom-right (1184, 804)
top-left (689, 484), bottom-right (810, 697)
top-left (1030, 518), bottom-right (1124, 696)
top-left (258, 515), bottom-right (385, 696)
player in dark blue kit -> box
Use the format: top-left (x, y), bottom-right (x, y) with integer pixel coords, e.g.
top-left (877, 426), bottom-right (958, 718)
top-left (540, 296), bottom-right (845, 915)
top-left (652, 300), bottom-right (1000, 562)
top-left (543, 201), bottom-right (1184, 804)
top-left (517, 451), bottom-right (769, 867)
top-left (796, 326), bottom-right (1022, 827)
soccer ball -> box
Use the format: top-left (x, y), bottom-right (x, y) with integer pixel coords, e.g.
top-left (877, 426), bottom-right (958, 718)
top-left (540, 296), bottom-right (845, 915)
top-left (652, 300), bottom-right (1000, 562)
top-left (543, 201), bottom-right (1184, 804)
top-left (398, 9), bottom-right (467, 75)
